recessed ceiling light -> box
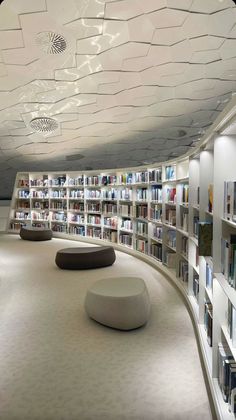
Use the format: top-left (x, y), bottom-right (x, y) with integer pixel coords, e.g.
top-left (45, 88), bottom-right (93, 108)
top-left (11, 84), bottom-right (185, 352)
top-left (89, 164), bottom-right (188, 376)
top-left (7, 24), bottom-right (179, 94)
top-left (35, 31), bottom-right (67, 54)
top-left (30, 117), bottom-right (59, 134)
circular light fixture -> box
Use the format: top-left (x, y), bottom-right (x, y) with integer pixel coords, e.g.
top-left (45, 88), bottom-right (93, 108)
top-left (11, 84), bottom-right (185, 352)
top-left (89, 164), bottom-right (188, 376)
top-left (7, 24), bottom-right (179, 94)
top-left (35, 31), bottom-right (67, 54)
top-left (30, 117), bottom-right (59, 134)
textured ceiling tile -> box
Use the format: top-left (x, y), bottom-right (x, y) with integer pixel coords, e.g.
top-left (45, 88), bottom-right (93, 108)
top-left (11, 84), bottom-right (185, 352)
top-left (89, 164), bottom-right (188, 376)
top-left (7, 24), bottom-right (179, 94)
top-left (167, 0), bottom-right (192, 8)
top-left (0, 30), bottom-right (24, 50)
top-left (74, 0), bottom-right (105, 18)
top-left (182, 14), bottom-right (208, 38)
top-left (149, 9), bottom-right (188, 29)
top-left (190, 0), bottom-right (232, 13)
top-left (105, 0), bottom-right (143, 20)
top-left (2, 48), bottom-right (39, 65)
top-left (152, 26), bottom-right (186, 46)
top-left (128, 15), bottom-right (154, 43)
top-left (0, 63), bottom-right (7, 77)
top-left (220, 39), bottom-right (236, 60)
top-left (208, 9), bottom-right (236, 37)
top-left (171, 40), bottom-right (192, 62)
top-left (77, 21), bottom-right (129, 55)
top-left (100, 43), bottom-right (149, 71)
top-left (8, 0), bottom-right (46, 14)
top-left (65, 18), bottom-right (103, 40)
top-left (190, 50), bottom-right (221, 64)
top-left (0, 4), bottom-right (21, 30)
top-left (189, 35), bottom-right (225, 51)
top-left (97, 72), bottom-right (141, 94)
top-left (205, 57), bottom-right (236, 79)
top-left (46, 0), bottom-right (81, 25)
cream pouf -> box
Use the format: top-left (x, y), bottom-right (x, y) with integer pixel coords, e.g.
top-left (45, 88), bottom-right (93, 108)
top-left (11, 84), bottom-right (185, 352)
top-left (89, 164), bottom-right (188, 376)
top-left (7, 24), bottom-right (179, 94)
top-left (85, 277), bottom-right (150, 330)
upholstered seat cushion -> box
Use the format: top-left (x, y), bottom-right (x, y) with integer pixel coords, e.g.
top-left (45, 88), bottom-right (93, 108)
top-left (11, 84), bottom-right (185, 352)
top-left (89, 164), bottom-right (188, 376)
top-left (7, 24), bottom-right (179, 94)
top-left (20, 226), bottom-right (52, 241)
top-left (85, 277), bottom-right (150, 330)
top-left (55, 246), bottom-right (116, 270)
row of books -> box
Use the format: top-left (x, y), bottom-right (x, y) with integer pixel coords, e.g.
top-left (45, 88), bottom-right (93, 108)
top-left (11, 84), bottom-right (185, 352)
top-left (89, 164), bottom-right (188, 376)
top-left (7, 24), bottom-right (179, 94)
top-left (221, 235), bottom-right (236, 289)
top-left (166, 230), bottom-right (176, 249)
top-left (136, 239), bottom-right (148, 253)
top-left (153, 226), bottom-right (162, 240)
top-left (165, 209), bottom-right (176, 226)
top-left (136, 222), bottom-right (148, 236)
top-left (166, 187), bottom-right (176, 203)
top-left (150, 243), bottom-right (162, 261)
top-left (104, 217), bottom-right (118, 229)
top-left (228, 301), bottom-right (236, 348)
top-left (218, 343), bottom-right (236, 414)
top-left (224, 181), bottom-right (236, 222)
top-left (136, 204), bottom-right (148, 219)
top-left (150, 206), bottom-right (162, 221)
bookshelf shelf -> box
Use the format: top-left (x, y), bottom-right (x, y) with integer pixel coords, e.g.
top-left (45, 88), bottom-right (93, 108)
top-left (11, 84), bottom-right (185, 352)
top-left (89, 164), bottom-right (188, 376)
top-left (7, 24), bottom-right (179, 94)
top-left (177, 227), bottom-right (189, 237)
top-left (189, 235), bottom-right (198, 246)
top-left (221, 326), bottom-right (236, 360)
top-left (221, 217), bottom-right (236, 229)
top-left (214, 273), bottom-right (236, 308)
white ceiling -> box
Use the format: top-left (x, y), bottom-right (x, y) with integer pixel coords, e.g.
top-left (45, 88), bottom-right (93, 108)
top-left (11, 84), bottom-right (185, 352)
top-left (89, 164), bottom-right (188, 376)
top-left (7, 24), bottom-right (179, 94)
top-left (0, 0), bottom-right (236, 197)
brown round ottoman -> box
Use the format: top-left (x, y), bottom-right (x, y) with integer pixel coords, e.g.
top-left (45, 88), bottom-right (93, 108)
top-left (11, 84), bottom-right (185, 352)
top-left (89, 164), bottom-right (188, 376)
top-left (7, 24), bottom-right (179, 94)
top-left (55, 246), bottom-right (116, 270)
top-left (20, 226), bottom-right (52, 241)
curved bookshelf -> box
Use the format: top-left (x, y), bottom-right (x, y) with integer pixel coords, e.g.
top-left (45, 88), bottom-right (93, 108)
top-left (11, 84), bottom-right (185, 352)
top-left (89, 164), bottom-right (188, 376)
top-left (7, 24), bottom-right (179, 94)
top-left (7, 101), bottom-right (236, 420)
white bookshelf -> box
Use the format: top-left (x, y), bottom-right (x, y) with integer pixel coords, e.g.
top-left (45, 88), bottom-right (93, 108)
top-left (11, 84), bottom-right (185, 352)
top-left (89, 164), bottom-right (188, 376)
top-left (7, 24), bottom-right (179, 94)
top-left (7, 101), bottom-right (236, 420)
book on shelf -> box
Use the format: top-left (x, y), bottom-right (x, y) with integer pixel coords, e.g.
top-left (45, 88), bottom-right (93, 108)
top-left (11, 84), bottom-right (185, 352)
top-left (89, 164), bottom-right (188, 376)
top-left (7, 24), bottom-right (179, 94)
top-left (153, 226), bottom-right (162, 240)
top-left (193, 272), bottom-right (199, 302)
top-left (104, 217), bottom-right (118, 229)
top-left (119, 173), bottom-right (133, 185)
top-left (149, 205), bottom-right (162, 221)
top-left (198, 222), bottom-right (213, 256)
top-left (208, 183), bottom-right (213, 213)
top-left (165, 208), bottom-right (176, 226)
top-left (179, 260), bottom-right (188, 282)
top-left (193, 215), bottom-right (199, 238)
top-left (227, 301), bottom-right (236, 348)
top-left (166, 187), bottom-right (176, 203)
top-left (150, 242), bottom-right (162, 261)
top-left (167, 229), bottom-right (176, 248)
top-left (181, 236), bottom-right (188, 257)
top-left (181, 211), bottom-right (188, 232)
top-left (163, 250), bottom-right (176, 268)
top-left (119, 204), bottom-right (133, 217)
top-left (136, 221), bottom-right (148, 236)
top-left (224, 181), bottom-right (236, 222)
top-left (218, 342), bottom-right (235, 403)
top-left (102, 189), bottom-right (117, 200)
top-left (134, 171), bottom-right (148, 183)
top-left (149, 169), bottom-right (162, 183)
top-left (206, 263), bottom-right (213, 290)
top-left (103, 230), bottom-right (117, 243)
top-left (120, 218), bottom-right (133, 231)
top-left (181, 184), bottom-right (189, 204)
top-left (151, 185), bottom-right (162, 201)
top-left (221, 234), bottom-right (236, 289)
top-left (69, 225), bottom-right (85, 236)
top-left (204, 300), bottom-right (213, 347)
top-left (18, 178), bottom-right (29, 188)
top-left (136, 238), bottom-right (148, 253)
top-left (68, 175), bottom-right (84, 186)
top-left (119, 234), bottom-right (132, 247)
top-left (87, 227), bottom-right (101, 238)
top-left (136, 204), bottom-right (148, 219)
top-left (86, 175), bottom-right (100, 186)
top-left (165, 166), bottom-right (175, 181)
top-left (101, 175), bottom-right (117, 186)
top-left (120, 188), bottom-right (132, 201)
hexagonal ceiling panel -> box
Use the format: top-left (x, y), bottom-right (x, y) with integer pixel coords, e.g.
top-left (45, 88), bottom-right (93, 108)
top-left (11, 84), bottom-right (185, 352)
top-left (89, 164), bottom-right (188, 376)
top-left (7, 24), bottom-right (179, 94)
top-left (0, 0), bottom-right (236, 197)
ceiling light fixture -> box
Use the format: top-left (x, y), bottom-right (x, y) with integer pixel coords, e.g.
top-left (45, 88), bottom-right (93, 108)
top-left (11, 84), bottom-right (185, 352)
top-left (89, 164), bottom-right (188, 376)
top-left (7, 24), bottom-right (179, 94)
top-left (35, 31), bottom-right (67, 54)
top-left (30, 117), bottom-right (59, 134)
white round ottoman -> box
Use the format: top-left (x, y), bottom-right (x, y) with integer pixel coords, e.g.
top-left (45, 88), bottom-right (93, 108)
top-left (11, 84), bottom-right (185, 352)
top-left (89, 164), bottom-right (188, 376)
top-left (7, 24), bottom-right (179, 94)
top-left (84, 277), bottom-right (150, 330)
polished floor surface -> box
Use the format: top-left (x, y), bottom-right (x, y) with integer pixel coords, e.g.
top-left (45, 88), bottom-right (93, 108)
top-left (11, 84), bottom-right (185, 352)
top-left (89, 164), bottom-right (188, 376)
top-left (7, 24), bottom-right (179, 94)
top-left (0, 234), bottom-right (212, 420)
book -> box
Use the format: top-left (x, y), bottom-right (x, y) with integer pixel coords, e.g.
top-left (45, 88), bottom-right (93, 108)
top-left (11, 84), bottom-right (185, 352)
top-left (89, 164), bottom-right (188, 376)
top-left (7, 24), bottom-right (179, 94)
top-left (198, 222), bottom-right (213, 256)
top-left (224, 181), bottom-right (236, 222)
top-left (208, 183), bottom-right (213, 213)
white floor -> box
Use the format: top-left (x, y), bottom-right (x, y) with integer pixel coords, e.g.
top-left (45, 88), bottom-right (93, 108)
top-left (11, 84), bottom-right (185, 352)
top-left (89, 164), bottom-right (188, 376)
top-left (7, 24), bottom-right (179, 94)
top-left (0, 234), bottom-right (213, 420)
